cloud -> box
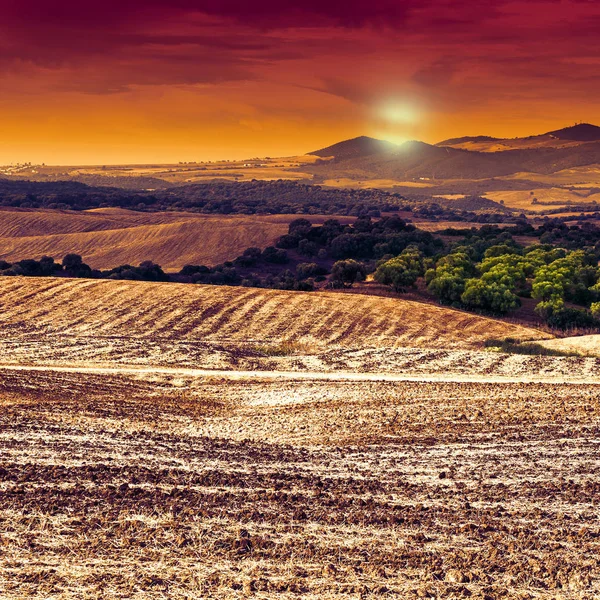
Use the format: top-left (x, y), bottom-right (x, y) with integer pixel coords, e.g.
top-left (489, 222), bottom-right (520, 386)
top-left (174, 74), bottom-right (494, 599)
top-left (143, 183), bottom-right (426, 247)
top-left (2, 0), bottom-right (600, 148)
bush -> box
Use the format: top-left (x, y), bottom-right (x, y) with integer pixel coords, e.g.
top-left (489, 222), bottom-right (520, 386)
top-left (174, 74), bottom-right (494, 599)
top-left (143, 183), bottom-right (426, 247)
top-left (483, 338), bottom-right (581, 357)
top-left (330, 260), bottom-right (366, 288)
top-left (461, 279), bottom-right (520, 314)
top-left (374, 249), bottom-right (424, 292)
top-left (546, 307), bottom-right (598, 330)
top-left (298, 239), bottom-right (319, 256)
top-left (288, 218), bottom-right (312, 235)
top-left (427, 272), bottom-right (466, 305)
top-left (261, 246), bottom-right (288, 264)
top-left (296, 263), bottom-right (327, 279)
top-left (62, 254), bottom-right (92, 277)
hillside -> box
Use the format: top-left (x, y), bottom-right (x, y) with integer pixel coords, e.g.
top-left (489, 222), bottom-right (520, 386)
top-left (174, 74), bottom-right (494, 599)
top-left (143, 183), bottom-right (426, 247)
top-left (438, 123), bottom-right (600, 152)
top-left (308, 137), bottom-right (600, 181)
top-left (0, 209), bottom-right (300, 270)
top-left (0, 277), bottom-right (546, 349)
top-left (546, 123), bottom-right (600, 141)
top-left (309, 136), bottom-right (398, 160)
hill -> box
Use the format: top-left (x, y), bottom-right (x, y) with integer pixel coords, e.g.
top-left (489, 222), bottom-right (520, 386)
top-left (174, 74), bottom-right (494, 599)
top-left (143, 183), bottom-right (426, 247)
top-left (308, 137), bottom-right (600, 181)
top-left (546, 123), bottom-right (600, 141)
top-left (437, 123), bottom-right (600, 152)
top-left (437, 135), bottom-right (501, 146)
top-left (0, 277), bottom-right (546, 350)
top-left (309, 136), bottom-right (398, 160)
top-left (0, 209), bottom-right (299, 270)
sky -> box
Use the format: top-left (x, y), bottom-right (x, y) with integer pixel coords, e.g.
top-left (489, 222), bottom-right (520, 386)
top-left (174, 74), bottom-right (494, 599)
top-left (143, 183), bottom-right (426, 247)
top-left (2, 0), bottom-right (600, 164)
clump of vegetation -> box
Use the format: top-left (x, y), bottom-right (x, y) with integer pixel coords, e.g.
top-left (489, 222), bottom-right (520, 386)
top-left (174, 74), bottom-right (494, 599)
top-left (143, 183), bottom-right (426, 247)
top-left (374, 248), bottom-right (425, 292)
top-left (330, 260), bottom-right (366, 288)
top-left (0, 254), bottom-right (168, 282)
top-left (5, 213), bottom-right (600, 333)
top-left (483, 338), bottom-right (582, 357)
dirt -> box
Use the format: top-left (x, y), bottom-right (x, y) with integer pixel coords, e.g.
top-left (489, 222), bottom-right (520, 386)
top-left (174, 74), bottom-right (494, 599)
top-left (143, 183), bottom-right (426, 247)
top-left (1, 369), bottom-right (599, 598)
top-left (1, 278), bottom-right (599, 598)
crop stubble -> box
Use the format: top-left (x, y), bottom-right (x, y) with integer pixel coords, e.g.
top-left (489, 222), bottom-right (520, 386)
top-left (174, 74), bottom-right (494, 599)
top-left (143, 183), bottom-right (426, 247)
top-left (1, 369), bottom-right (599, 598)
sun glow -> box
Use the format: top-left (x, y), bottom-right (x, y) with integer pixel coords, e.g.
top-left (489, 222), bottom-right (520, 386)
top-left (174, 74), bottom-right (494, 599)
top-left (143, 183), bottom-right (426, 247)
top-left (377, 100), bottom-right (421, 125)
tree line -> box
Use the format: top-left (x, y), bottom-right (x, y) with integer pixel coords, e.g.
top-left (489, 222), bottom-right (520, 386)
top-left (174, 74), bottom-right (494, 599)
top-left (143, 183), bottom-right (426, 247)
top-left (2, 216), bottom-right (600, 330)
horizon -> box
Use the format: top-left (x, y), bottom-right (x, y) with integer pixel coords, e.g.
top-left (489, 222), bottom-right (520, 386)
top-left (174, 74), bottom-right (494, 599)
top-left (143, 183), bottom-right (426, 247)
top-left (3, 121), bottom-right (600, 168)
top-left (3, 0), bottom-right (600, 164)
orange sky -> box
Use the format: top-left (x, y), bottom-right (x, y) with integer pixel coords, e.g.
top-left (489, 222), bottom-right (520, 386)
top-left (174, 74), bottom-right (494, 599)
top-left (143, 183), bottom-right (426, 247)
top-left (2, 0), bottom-right (600, 164)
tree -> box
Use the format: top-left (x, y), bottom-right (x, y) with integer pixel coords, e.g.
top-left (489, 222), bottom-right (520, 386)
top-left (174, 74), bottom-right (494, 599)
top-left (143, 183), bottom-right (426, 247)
top-left (374, 249), bottom-right (424, 292)
top-left (62, 253), bottom-right (83, 271)
top-left (330, 260), bottom-right (366, 288)
top-left (261, 246), bottom-right (288, 264)
top-left (288, 218), bottom-right (312, 236)
top-left (296, 263), bottom-right (327, 279)
top-left (62, 254), bottom-right (92, 278)
top-left (426, 252), bottom-right (475, 304)
top-left (461, 279), bottom-right (520, 314)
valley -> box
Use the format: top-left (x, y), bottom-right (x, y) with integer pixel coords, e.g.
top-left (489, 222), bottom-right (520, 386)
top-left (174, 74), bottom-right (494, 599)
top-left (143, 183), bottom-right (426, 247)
top-left (2, 123), bottom-right (600, 599)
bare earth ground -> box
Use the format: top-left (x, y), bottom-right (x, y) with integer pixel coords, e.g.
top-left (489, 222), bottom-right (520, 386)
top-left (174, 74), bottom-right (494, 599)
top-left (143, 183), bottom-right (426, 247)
top-left (1, 371), bottom-right (600, 599)
top-left (1, 278), bottom-right (599, 598)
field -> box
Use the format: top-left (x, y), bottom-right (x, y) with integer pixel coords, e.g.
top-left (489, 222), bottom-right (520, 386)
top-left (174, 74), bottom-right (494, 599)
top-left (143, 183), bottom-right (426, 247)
top-left (0, 209), bottom-right (352, 271)
top-left (0, 278), bottom-right (547, 353)
top-left (2, 277), bottom-right (600, 598)
top-left (2, 369), bottom-right (600, 599)
top-left (483, 188), bottom-right (600, 212)
top-left (537, 334), bottom-right (600, 356)
top-left (1, 156), bottom-right (319, 187)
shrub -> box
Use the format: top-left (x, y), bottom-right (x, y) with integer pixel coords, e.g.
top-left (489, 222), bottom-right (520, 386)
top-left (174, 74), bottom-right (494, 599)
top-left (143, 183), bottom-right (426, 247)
top-left (483, 338), bottom-right (581, 357)
top-left (288, 218), bottom-right (312, 235)
top-left (546, 307), bottom-right (598, 330)
top-left (330, 260), bottom-right (366, 288)
top-left (374, 249), bottom-right (424, 292)
top-left (62, 254), bottom-right (92, 278)
top-left (298, 239), bottom-right (319, 256)
top-left (261, 246), bottom-right (288, 264)
top-left (461, 279), bottom-right (520, 314)
top-left (296, 263), bottom-right (327, 279)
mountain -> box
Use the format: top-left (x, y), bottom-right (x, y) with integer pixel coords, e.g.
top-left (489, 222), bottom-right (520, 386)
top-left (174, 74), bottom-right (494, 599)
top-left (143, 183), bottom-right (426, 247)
top-left (309, 136), bottom-right (398, 160)
top-left (438, 123), bottom-right (600, 152)
top-left (307, 135), bottom-right (600, 181)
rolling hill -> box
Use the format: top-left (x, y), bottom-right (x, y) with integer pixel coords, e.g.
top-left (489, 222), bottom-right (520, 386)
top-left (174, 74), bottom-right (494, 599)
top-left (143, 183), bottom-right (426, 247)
top-left (0, 208), bottom-right (298, 270)
top-left (0, 277), bottom-right (546, 349)
top-left (308, 126), bottom-right (600, 182)
top-left (310, 136), bottom-right (398, 160)
top-left (438, 123), bottom-right (600, 152)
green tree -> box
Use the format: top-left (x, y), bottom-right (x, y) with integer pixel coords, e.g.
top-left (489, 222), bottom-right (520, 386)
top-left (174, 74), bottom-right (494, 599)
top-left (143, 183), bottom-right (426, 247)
top-left (461, 279), bottom-right (520, 314)
top-left (330, 260), bottom-right (366, 288)
top-left (374, 249), bottom-right (424, 292)
top-left (426, 252), bottom-right (474, 304)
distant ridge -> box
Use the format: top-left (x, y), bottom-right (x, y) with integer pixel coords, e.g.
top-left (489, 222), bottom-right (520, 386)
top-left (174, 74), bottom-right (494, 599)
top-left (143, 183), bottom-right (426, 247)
top-left (545, 123), bottom-right (600, 142)
top-left (309, 136), bottom-right (398, 160)
top-left (437, 135), bottom-right (500, 146)
top-left (306, 127), bottom-right (600, 180)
